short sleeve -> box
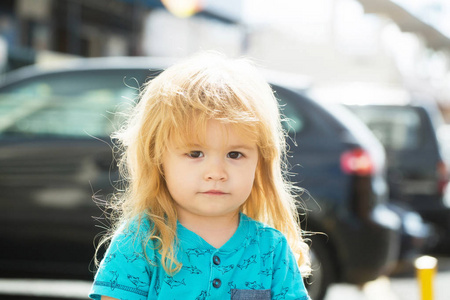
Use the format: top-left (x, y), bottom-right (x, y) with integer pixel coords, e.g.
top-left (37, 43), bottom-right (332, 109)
top-left (271, 235), bottom-right (311, 300)
top-left (89, 220), bottom-right (154, 300)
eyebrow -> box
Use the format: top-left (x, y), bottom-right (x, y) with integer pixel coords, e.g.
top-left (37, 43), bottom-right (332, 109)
top-left (179, 143), bottom-right (256, 150)
top-left (228, 144), bottom-right (256, 150)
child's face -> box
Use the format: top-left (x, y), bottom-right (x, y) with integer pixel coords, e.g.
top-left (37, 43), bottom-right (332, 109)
top-left (162, 119), bottom-right (259, 224)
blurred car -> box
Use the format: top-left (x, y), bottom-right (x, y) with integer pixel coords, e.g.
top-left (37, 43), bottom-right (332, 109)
top-left (346, 101), bottom-right (449, 251)
top-left (438, 125), bottom-right (450, 212)
top-left (0, 57), bottom-right (402, 300)
top-left (385, 202), bottom-right (432, 274)
top-left (438, 124), bottom-right (450, 169)
top-left (310, 84), bottom-right (449, 251)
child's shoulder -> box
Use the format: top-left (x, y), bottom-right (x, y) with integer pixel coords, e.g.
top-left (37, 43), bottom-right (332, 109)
top-left (242, 214), bottom-right (287, 243)
top-left (113, 214), bottom-right (153, 241)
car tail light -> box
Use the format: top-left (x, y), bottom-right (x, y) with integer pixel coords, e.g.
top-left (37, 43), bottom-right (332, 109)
top-left (437, 160), bottom-right (449, 194)
top-left (342, 148), bottom-right (378, 219)
top-left (340, 148), bottom-right (374, 176)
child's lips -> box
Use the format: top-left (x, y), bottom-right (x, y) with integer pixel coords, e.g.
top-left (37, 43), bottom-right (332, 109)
top-left (202, 190), bottom-right (227, 195)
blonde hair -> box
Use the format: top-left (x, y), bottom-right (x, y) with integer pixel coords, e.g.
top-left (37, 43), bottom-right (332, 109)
top-left (99, 52), bottom-right (311, 276)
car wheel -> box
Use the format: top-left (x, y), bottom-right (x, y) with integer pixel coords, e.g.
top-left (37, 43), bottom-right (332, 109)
top-left (304, 236), bottom-right (336, 300)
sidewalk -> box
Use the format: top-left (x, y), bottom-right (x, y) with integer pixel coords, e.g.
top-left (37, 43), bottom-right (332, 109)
top-left (325, 277), bottom-right (399, 300)
top-left (325, 255), bottom-right (450, 300)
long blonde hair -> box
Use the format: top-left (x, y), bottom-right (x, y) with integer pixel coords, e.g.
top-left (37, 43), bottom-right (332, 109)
top-left (99, 52), bottom-right (311, 276)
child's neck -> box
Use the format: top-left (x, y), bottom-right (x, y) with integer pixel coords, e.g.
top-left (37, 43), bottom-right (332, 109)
top-left (178, 212), bottom-right (240, 249)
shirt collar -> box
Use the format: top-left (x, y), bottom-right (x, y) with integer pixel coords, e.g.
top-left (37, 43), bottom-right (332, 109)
top-left (176, 213), bottom-right (252, 253)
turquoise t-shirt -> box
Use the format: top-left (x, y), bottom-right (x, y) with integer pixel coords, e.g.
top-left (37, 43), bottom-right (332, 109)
top-left (89, 213), bottom-right (310, 300)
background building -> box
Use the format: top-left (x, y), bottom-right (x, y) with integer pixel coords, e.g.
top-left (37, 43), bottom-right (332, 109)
top-left (1, 0), bottom-right (449, 119)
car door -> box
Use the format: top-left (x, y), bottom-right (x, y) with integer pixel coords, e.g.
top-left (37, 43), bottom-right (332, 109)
top-left (0, 69), bottom-right (148, 278)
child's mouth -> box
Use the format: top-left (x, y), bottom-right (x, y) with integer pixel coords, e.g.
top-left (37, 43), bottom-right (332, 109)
top-left (203, 190), bottom-right (227, 195)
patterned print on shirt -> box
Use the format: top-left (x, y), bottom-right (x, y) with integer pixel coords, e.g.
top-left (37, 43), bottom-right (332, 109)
top-left (109, 271), bottom-right (119, 291)
top-left (256, 227), bottom-right (272, 237)
top-left (282, 259), bottom-right (299, 278)
top-left (183, 265), bottom-right (203, 274)
top-left (123, 251), bottom-right (145, 263)
top-left (258, 267), bottom-right (280, 279)
top-left (228, 281), bottom-right (237, 294)
top-left (104, 253), bottom-right (117, 264)
top-left (261, 238), bottom-right (282, 265)
top-left (186, 248), bottom-right (214, 257)
top-left (216, 264), bottom-right (234, 274)
top-left (164, 276), bottom-right (186, 289)
top-left (127, 274), bottom-right (147, 289)
top-left (143, 266), bottom-right (151, 277)
top-left (195, 290), bottom-right (209, 300)
top-left (237, 255), bottom-right (257, 270)
top-left (273, 287), bottom-right (289, 300)
top-left (154, 274), bottom-right (161, 295)
top-left (245, 281), bottom-right (265, 290)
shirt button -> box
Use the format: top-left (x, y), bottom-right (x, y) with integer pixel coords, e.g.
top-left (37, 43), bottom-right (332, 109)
top-left (212, 278), bottom-right (221, 288)
top-left (213, 255), bottom-right (221, 265)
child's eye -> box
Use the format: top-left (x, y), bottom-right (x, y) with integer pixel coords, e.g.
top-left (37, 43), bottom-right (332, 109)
top-left (187, 151), bottom-right (204, 158)
top-left (227, 152), bottom-right (243, 159)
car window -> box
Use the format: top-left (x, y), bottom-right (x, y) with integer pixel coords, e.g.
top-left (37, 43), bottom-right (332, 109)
top-left (0, 71), bottom-right (304, 138)
top-left (348, 105), bottom-right (422, 150)
top-left (0, 70), bottom-right (147, 138)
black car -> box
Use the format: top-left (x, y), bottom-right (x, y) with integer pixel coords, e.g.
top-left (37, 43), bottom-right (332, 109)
top-left (0, 57), bottom-right (401, 300)
top-left (345, 100), bottom-right (449, 251)
top-left (310, 84), bottom-right (449, 250)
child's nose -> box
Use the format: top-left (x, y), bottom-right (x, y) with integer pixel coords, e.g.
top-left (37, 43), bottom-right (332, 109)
top-left (204, 159), bottom-right (228, 181)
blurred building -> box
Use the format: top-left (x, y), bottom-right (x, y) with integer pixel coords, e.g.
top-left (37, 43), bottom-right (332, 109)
top-left (0, 0), bottom-right (246, 68)
top-left (0, 0), bottom-right (165, 70)
top-left (141, 0), bottom-right (450, 119)
top-left (1, 0), bottom-right (450, 119)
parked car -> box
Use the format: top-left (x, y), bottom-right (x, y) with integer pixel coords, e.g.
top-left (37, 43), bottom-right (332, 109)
top-left (0, 58), bottom-right (402, 300)
top-left (311, 83), bottom-right (449, 251)
top-left (438, 124), bottom-right (450, 169)
top-left (438, 125), bottom-right (450, 212)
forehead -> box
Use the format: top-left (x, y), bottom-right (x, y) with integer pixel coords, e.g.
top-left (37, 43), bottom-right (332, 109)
top-left (203, 120), bottom-right (257, 148)
top-left (168, 119), bottom-right (258, 150)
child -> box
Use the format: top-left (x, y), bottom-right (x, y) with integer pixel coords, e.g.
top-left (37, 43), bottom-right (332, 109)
top-left (90, 52), bottom-right (311, 300)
